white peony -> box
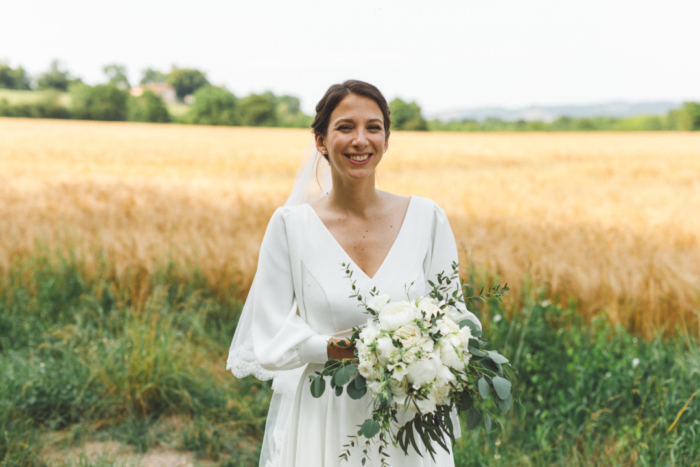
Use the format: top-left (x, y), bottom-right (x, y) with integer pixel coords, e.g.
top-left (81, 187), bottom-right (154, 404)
top-left (367, 294), bottom-right (391, 313)
top-left (359, 319), bottom-right (381, 343)
top-left (412, 393), bottom-right (437, 414)
top-left (437, 316), bottom-right (460, 336)
top-left (432, 381), bottom-right (451, 406)
top-left (394, 322), bottom-right (422, 347)
top-left (375, 337), bottom-right (399, 365)
top-left (378, 301), bottom-right (417, 331)
top-left (406, 357), bottom-right (440, 389)
top-left (439, 336), bottom-right (465, 371)
top-left (458, 324), bottom-right (473, 348)
top-left (435, 364), bottom-right (456, 387)
top-left (418, 297), bottom-right (441, 320)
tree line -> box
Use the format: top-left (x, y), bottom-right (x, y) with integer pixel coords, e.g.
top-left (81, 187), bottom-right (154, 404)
top-left (1, 60), bottom-right (698, 131)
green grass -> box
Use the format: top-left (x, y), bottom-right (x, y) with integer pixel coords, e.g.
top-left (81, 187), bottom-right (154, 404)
top-left (0, 89), bottom-right (71, 107)
top-left (0, 252), bottom-right (698, 466)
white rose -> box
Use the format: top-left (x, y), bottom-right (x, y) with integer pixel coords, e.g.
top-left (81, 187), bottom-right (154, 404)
top-left (389, 377), bottom-right (409, 406)
top-left (439, 337), bottom-right (465, 371)
top-left (358, 360), bottom-right (381, 380)
top-left (394, 322), bottom-right (422, 347)
top-left (375, 337), bottom-right (399, 366)
top-left (406, 357), bottom-right (440, 389)
top-left (367, 294), bottom-right (391, 313)
top-left (367, 380), bottom-right (382, 395)
top-left (402, 346), bottom-right (419, 365)
top-left (378, 301), bottom-right (417, 331)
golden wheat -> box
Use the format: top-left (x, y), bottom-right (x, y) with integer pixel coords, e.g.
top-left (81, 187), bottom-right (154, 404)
top-left (1, 117), bottom-right (699, 337)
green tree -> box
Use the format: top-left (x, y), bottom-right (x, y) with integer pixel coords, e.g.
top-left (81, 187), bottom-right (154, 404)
top-left (103, 64), bottom-right (130, 89)
top-left (389, 98), bottom-right (428, 131)
top-left (668, 101), bottom-right (700, 131)
top-left (0, 63), bottom-right (31, 90)
top-left (140, 68), bottom-right (167, 85)
top-left (274, 94), bottom-right (312, 128)
top-left (128, 90), bottom-right (170, 123)
top-left (71, 84), bottom-right (128, 121)
top-left (167, 66), bottom-right (209, 100)
top-left (188, 85), bottom-right (237, 125)
top-left (237, 93), bottom-right (276, 127)
top-left (37, 60), bottom-right (72, 92)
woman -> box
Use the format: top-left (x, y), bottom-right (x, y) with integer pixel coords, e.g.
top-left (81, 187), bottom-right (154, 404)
top-left (228, 80), bottom-right (481, 467)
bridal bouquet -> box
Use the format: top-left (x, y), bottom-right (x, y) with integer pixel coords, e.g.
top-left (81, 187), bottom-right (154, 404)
top-left (308, 262), bottom-right (520, 465)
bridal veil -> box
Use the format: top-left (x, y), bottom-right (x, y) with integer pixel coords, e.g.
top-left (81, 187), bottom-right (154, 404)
top-left (227, 140), bottom-right (332, 467)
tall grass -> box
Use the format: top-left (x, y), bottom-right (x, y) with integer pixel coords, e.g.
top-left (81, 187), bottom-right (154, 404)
top-left (2, 119), bottom-right (699, 336)
top-left (1, 252), bottom-right (698, 466)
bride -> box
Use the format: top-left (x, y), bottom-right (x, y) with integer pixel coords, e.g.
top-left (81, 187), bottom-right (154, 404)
top-left (228, 80), bottom-right (481, 467)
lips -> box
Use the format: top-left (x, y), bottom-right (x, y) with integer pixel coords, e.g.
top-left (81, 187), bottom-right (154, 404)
top-left (344, 153), bottom-right (372, 165)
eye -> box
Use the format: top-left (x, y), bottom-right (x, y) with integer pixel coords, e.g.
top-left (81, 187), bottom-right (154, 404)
top-left (368, 125), bottom-right (382, 131)
top-left (337, 124), bottom-right (352, 130)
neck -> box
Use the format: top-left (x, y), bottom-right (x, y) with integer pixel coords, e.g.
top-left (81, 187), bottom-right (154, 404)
top-left (327, 170), bottom-right (379, 217)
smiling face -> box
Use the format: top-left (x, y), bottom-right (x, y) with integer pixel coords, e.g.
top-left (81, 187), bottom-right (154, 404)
top-left (316, 93), bottom-right (389, 182)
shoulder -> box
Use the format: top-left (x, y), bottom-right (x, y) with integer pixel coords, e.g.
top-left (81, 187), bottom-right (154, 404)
top-left (266, 204), bottom-right (314, 233)
top-left (409, 195), bottom-right (448, 220)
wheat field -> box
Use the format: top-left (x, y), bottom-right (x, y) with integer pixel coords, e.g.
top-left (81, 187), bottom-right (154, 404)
top-left (1, 117), bottom-right (699, 337)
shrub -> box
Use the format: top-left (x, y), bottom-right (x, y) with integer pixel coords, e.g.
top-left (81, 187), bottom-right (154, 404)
top-left (167, 67), bottom-right (209, 100)
top-left (237, 93), bottom-right (276, 127)
top-left (188, 86), bottom-right (237, 126)
top-left (0, 63), bottom-right (31, 90)
top-left (128, 91), bottom-right (170, 123)
top-left (71, 84), bottom-right (128, 121)
top-left (390, 98), bottom-right (428, 131)
top-left (0, 94), bottom-right (70, 119)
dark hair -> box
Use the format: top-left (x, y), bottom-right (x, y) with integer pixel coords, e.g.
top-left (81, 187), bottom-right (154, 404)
top-left (311, 80), bottom-right (391, 160)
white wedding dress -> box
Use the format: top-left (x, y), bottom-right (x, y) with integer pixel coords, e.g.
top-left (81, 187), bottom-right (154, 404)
top-left (247, 195), bottom-right (481, 467)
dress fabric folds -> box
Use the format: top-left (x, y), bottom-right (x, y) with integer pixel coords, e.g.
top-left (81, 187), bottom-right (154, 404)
top-left (251, 196), bottom-right (481, 467)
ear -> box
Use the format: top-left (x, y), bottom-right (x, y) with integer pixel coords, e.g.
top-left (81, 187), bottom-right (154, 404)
top-left (383, 137), bottom-right (389, 154)
top-left (314, 133), bottom-right (327, 155)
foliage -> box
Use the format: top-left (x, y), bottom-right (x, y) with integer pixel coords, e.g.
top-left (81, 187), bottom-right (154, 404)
top-left (167, 66), bottom-right (209, 100)
top-left (128, 90), bottom-right (170, 123)
top-left (188, 85), bottom-right (238, 126)
top-left (428, 102), bottom-right (700, 132)
top-left (237, 93), bottom-right (277, 127)
top-left (275, 94), bottom-right (312, 128)
top-left (103, 64), bottom-right (130, 89)
top-left (71, 84), bottom-right (129, 121)
top-left (0, 63), bottom-right (31, 90)
top-left (0, 93), bottom-right (70, 119)
top-left (140, 68), bottom-right (168, 85)
top-left (37, 60), bottom-right (74, 92)
top-left (390, 98), bottom-right (428, 131)
top-left (1, 251), bottom-right (698, 465)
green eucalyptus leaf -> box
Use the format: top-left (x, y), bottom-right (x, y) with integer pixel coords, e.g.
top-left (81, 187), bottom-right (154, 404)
top-left (492, 376), bottom-right (512, 400)
top-left (335, 366), bottom-right (353, 387)
top-left (360, 419), bottom-right (380, 438)
top-left (484, 414), bottom-right (492, 432)
top-left (335, 385), bottom-right (343, 396)
top-left (310, 376), bottom-right (326, 398)
top-left (354, 374), bottom-right (367, 390)
top-left (478, 377), bottom-right (490, 399)
top-left (469, 346), bottom-right (487, 357)
top-left (487, 350), bottom-right (509, 364)
top-left (497, 393), bottom-right (512, 412)
top-left (466, 409), bottom-right (481, 430)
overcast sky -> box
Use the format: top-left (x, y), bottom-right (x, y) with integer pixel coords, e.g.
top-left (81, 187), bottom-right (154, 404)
top-left (2, 0), bottom-right (699, 114)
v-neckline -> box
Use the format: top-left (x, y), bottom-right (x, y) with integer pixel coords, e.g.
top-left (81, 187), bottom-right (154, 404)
top-left (305, 196), bottom-right (415, 281)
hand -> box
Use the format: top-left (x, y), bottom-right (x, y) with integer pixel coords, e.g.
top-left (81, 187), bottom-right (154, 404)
top-left (327, 338), bottom-right (356, 361)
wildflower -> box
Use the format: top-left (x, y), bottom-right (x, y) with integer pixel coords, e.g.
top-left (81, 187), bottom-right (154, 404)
top-left (632, 358), bottom-right (640, 368)
top-left (493, 314), bottom-right (502, 323)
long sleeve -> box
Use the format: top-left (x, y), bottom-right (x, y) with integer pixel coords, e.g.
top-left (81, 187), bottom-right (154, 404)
top-left (425, 202), bottom-right (482, 330)
top-left (252, 208), bottom-right (330, 371)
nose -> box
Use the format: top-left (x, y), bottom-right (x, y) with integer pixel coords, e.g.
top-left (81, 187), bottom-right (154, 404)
top-left (352, 128), bottom-right (368, 147)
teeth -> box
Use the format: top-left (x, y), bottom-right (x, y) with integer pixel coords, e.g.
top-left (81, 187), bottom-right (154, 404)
top-left (349, 154), bottom-right (369, 161)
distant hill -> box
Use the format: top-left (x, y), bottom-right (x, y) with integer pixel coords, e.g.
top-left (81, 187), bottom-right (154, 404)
top-left (429, 101), bottom-right (682, 123)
